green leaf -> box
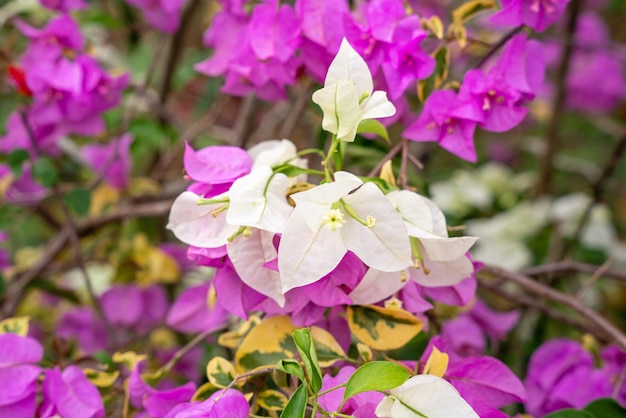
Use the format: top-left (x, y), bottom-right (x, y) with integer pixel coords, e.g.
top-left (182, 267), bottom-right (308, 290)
top-left (292, 328), bottom-right (322, 394)
top-left (31, 157), bottom-right (58, 187)
top-left (584, 398), bottom-right (626, 417)
top-left (357, 119), bottom-right (390, 143)
top-left (275, 359), bottom-right (305, 382)
top-left (7, 149), bottom-right (29, 177)
top-left (280, 383), bottom-right (307, 418)
top-left (543, 409), bottom-right (595, 418)
top-left (62, 188), bottom-right (91, 216)
top-left (343, 361), bottom-right (411, 401)
top-left (417, 46), bottom-right (450, 102)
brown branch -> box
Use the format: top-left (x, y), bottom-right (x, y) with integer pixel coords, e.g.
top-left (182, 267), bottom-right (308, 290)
top-left (535, 0), bottom-right (582, 196)
top-left (522, 260), bottom-right (626, 283)
top-left (157, 0), bottom-right (201, 112)
top-left (563, 134), bottom-right (626, 257)
top-left (480, 264), bottom-right (626, 350)
top-left (478, 277), bottom-right (608, 342)
top-left (368, 141), bottom-right (403, 177)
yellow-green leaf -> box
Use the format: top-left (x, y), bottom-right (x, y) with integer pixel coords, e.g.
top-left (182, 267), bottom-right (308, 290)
top-left (449, 22), bottom-right (468, 49)
top-left (275, 359), bottom-right (305, 382)
top-left (112, 351), bottom-right (146, 371)
top-left (235, 316), bottom-right (297, 373)
top-left (310, 326), bottom-right (347, 367)
top-left (192, 381), bottom-right (219, 401)
top-left (0, 316), bottom-right (29, 336)
top-left (425, 15), bottom-right (444, 39)
top-left (379, 160), bottom-right (396, 187)
top-left (84, 368), bottom-right (120, 388)
top-left (258, 389), bottom-right (289, 411)
top-left (206, 356), bottom-right (237, 389)
top-left (452, 0), bottom-right (497, 24)
top-left (357, 343), bottom-right (373, 363)
top-left (218, 316), bottom-right (261, 349)
top-left (423, 346), bottom-right (449, 377)
top-left (346, 305), bottom-right (423, 350)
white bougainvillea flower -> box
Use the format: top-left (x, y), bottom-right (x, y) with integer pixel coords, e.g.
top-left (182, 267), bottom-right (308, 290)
top-left (387, 190), bottom-right (478, 286)
top-left (375, 374), bottom-right (479, 418)
top-left (278, 171), bottom-right (412, 293)
top-left (247, 138), bottom-right (306, 170)
top-left (227, 166), bottom-right (293, 234)
top-left (312, 38), bottom-right (396, 142)
top-left (167, 191), bottom-right (238, 248)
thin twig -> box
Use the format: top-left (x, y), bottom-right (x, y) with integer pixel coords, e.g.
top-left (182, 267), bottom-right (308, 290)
top-left (473, 26), bottom-right (525, 69)
top-left (522, 260), bottom-right (626, 283)
top-left (368, 141), bottom-right (403, 177)
top-left (535, 0), bottom-right (582, 196)
top-left (575, 258), bottom-right (613, 300)
top-left (159, 328), bottom-right (214, 376)
top-left (481, 265), bottom-right (626, 350)
top-left (564, 134), bottom-right (626, 256)
top-left (478, 277), bottom-right (608, 341)
top-left (279, 80), bottom-right (313, 138)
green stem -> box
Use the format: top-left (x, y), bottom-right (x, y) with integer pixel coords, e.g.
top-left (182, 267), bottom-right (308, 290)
top-left (323, 136), bottom-right (340, 181)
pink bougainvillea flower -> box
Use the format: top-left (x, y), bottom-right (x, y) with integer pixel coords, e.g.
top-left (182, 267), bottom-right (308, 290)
top-left (164, 388), bottom-right (250, 418)
top-left (490, 0), bottom-right (571, 32)
top-left (183, 142), bottom-right (252, 189)
top-left (166, 281), bottom-right (230, 334)
top-left (248, 0), bottom-right (301, 63)
top-left (0, 163), bottom-right (48, 206)
top-left (0, 333), bottom-right (43, 417)
top-left (15, 14), bottom-right (84, 66)
top-left (40, 366), bottom-right (105, 418)
top-left (524, 339), bottom-right (614, 416)
top-left (82, 134), bottom-right (133, 189)
top-left (125, 0), bottom-right (185, 33)
top-left (39, 0), bottom-right (87, 13)
top-left (403, 89), bottom-right (484, 162)
top-left (128, 360), bottom-right (196, 417)
top-left (57, 307), bottom-right (109, 354)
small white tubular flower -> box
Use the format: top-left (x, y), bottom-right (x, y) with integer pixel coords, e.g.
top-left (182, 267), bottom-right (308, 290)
top-left (388, 190), bottom-right (478, 262)
top-left (278, 171), bottom-right (412, 293)
top-left (167, 191), bottom-right (238, 248)
top-left (375, 374), bottom-right (479, 418)
top-left (227, 167), bottom-right (293, 234)
top-left (311, 38), bottom-right (396, 142)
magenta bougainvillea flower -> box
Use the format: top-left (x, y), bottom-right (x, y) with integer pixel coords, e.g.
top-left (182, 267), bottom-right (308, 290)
top-left (40, 366), bottom-right (105, 418)
top-left (57, 307), bottom-right (109, 354)
top-left (125, 0), bottom-right (185, 33)
top-left (0, 163), bottom-right (48, 205)
top-left (128, 360), bottom-right (196, 417)
top-left (490, 0), bottom-right (572, 32)
top-left (524, 339), bottom-right (615, 416)
top-left (82, 134), bottom-right (134, 189)
top-left (166, 281), bottom-right (230, 334)
top-left (0, 334), bottom-right (43, 417)
top-left (15, 15), bottom-right (84, 66)
top-left (164, 389), bottom-right (250, 418)
top-left (39, 0), bottom-right (87, 12)
top-left (403, 89), bottom-right (484, 162)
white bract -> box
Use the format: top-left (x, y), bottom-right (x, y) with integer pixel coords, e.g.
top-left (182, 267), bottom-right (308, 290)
top-left (375, 374), bottom-right (479, 418)
top-left (311, 38), bottom-right (396, 142)
top-left (277, 171), bottom-right (412, 293)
